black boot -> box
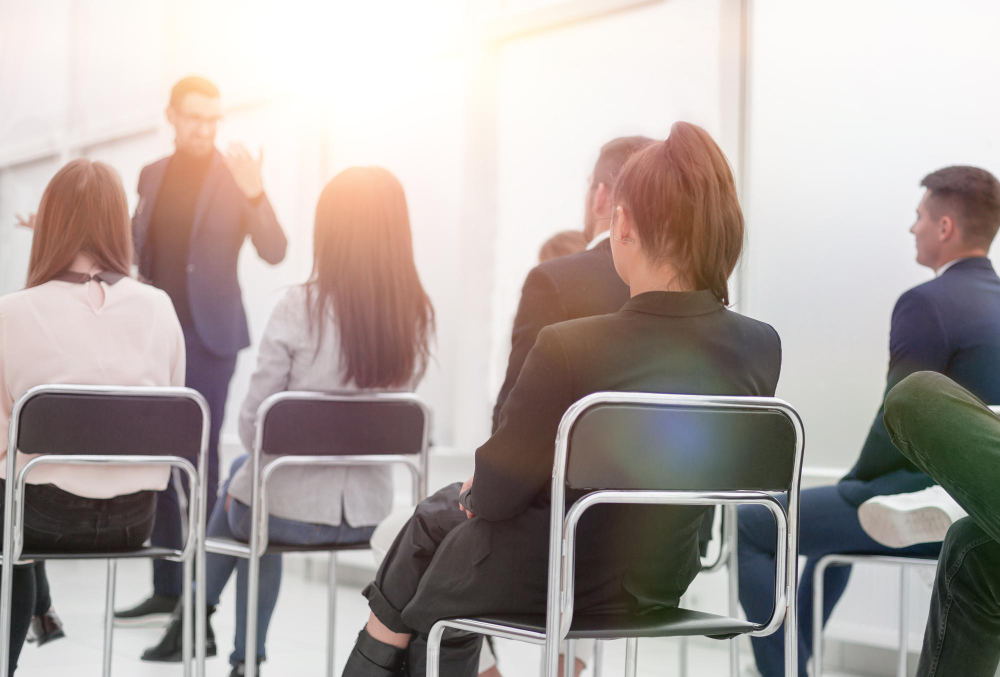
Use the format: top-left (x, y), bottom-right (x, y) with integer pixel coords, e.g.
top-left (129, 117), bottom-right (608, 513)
top-left (342, 629), bottom-right (407, 677)
top-left (229, 660), bottom-right (262, 676)
top-left (141, 603), bottom-right (217, 662)
top-left (27, 607), bottom-right (66, 647)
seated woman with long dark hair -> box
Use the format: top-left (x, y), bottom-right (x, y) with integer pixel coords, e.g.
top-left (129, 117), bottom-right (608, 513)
top-left (142, 166), bottom-right (435, 677)
top-left (0, 159), bottom-right (185, 672)
top-left (342, 122), bottom-right (783, 677)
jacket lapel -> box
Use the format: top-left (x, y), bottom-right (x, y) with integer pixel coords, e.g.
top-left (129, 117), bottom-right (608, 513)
top-left (134, 158), bottom-right (169, 247)
top-left (191, 150), bottom-right (226, 242)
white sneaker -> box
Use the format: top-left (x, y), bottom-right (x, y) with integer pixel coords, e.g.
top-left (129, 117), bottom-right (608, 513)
top-left (858, 485), bottom-right (968, 548)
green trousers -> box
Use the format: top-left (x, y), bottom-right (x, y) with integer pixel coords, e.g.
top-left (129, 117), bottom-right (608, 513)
top-left (884, 371), bottom-right (1000, 677)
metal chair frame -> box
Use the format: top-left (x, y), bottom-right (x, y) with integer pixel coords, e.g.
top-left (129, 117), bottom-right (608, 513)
top-left (812, 554), bottom-right (937, 677)
top-left (0, 384), bottom-right (209, 677)
top-left (199, 391), bottom-right (431, 677)
top-left (427, 392), bottom-right (805, 677)
top-left (674, 503), bottom-right (742, 677)
top-left (813, 405), bottom-right (1000, 677)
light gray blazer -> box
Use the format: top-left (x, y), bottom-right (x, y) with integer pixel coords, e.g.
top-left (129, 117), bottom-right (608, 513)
top-left (226, 284), bottom-right (421, 527)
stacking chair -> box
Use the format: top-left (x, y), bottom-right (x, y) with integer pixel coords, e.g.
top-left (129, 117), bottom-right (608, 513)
top-left (0, 384), bottom-right (209, 677)
top-left (812, 405), bottom-right (1000, 677)
top-left (812, 554), bottom-right (937, 677)
top-left (427, 392), bottom-right (805, 677)
top-left (674, 504), bottom-right (742, 677)
top-left (200, 391), bottom-right (431, 677)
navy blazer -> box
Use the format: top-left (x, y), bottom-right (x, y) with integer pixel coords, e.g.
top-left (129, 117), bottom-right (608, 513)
top-left (132, 150), bottom-right (287, 357)
top-left (839, 257), bottom-right (1000, 506)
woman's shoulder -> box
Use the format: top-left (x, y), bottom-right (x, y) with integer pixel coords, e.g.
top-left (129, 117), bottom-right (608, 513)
top-left (269, 284), bottom-right (312, 324)
top-left (0, 286), bottom-right (38, 313)
top-left (722, 307), bottom-right (780, 345)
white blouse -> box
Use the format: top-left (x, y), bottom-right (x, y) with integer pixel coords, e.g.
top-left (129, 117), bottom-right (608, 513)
top-left (0, 274), bottom-right (185, 499)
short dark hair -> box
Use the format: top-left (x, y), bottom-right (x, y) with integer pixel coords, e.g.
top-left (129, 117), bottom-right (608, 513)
top-left (592, 136), bottom-right (654, 188)
top-left (169, 76), bottom-right (220, 109)
top-left (612, 122), bottom-right (743, 306)
top-left (920, 166), bottom-right (1000, 248)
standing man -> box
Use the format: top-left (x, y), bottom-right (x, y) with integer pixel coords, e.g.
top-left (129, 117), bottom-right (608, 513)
top-left (116, 76), bottom-right (287, 633)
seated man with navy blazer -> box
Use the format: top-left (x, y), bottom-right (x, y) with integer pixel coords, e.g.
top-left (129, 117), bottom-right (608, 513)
top-left (116, 76), bottom-right (288, 631)
top-left (738, 165), bottom-right (1000, 677)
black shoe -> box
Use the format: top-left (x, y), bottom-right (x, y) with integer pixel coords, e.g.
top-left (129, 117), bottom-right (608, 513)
top-left (229, 661), bottom-right (261, 676)
top-left (26, 608), bottom-right (65, 647)
top-left (343, 629), bottom-right (407, 677)
top-left (114, 593), bottom-right (179, 628)
top-left (141, 603), bottom-right (217, 662)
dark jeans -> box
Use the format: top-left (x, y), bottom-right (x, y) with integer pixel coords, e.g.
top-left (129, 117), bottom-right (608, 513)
top-left (883, 371), bottom-right (1000, 677)
top-left (207, 455), bottom-right (375, 666)
top-left (152, 327), bottom-right (236, 597)
top-left (0, 481), bottom-right (155, 673)
top-left (738, 485), bottom-right (939, 677)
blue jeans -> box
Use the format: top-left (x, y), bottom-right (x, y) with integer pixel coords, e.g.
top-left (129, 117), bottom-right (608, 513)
top-left (737, 485), bottom-right (940, 677)
top-left (206, 455), bottom-right (376, 665)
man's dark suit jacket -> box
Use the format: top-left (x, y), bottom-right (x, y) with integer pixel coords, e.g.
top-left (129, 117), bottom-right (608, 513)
top-left (132, 150), bottom-right (287, 357)
top-left (401, 292), bottom-right (781, 630)
top-left (838, 257), bottom-right (1000, 506)
top-left (492, 238), bottom-right (629, 433)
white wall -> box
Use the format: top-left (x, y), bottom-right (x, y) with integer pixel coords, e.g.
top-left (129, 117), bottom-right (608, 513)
top-left (743, 0), bottom-right (1000, 469)
top-left (3, 0), bottom-right (999, 489)
top-left (490, 0), bottom-right (739, 398)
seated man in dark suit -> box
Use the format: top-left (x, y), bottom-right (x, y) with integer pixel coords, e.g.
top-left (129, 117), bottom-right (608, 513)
top-left (739, 165), bottom-right (1000, 677)
top-left (492, 135), bottom-right (651, 433)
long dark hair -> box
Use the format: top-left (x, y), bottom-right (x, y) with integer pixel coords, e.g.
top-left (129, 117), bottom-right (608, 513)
top-left (307, 166), bottom-right (434, 389)
top-left (612, 122), bottom-right (744, 305)
top-left (27, 159), bottom-right (132, 288)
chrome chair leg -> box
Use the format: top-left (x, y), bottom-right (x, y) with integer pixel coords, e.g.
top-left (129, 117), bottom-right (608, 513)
top-left (327, 552), bottom-right (338, 677)
top-left (897, 566), bottom-right (910, 677)
top-left (426, 621), bottom-right (446, 677)
top-left (245, 549), bottom-right (262, 677)
top-left (593, 640), bottom-right (604, 677)
top-left (726, 504), bottom-right (741, 677)
top-left (102, 560), bottom-right (117, 677)
top-left (183, 554), bottom-right (193, 677)
top-left (565, 639), bottom-right (575, 677)
top-left (813, 557), bottom-right (832, 677)
top-left (624, 638), bottom-right (638, 677)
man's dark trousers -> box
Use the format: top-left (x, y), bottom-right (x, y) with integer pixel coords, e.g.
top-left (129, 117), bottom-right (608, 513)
top-left (883, 372), bottom-right (1000, 677)
top-left (151, 326), bottom-right (237, 597)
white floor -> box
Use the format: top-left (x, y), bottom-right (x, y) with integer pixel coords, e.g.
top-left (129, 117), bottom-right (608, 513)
top-left (14, 557), bottom-right (868, 677)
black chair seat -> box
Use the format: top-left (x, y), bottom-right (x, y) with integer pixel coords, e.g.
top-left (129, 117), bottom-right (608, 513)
top-left (471, 607), bottom-right (755, 640)
top-left (207, 536), bottom-right (372, 555)
top-left (19, 546), bottom-right (181, 561)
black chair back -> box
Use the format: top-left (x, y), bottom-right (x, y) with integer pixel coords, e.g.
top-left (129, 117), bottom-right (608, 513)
top-left (16, 390), bottom-right (204, 459)
top-left (566, 402), bottom-right (797, 493)
top-left (260, 396), bottom-right (427, 457)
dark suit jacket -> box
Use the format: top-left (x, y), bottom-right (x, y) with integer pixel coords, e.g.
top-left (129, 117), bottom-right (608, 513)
top-left (434, 291), bottom-right (781, 618)
top-left (493, 238), bottom-right (629, 432)
top-left (132, 150), bottom-right (287, 357)
top-left (838, 257), bottom-right (1000, 506)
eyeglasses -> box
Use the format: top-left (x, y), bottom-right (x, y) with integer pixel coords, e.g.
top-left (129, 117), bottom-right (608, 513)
top-left (176, 112), bottom-right (221, 128)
